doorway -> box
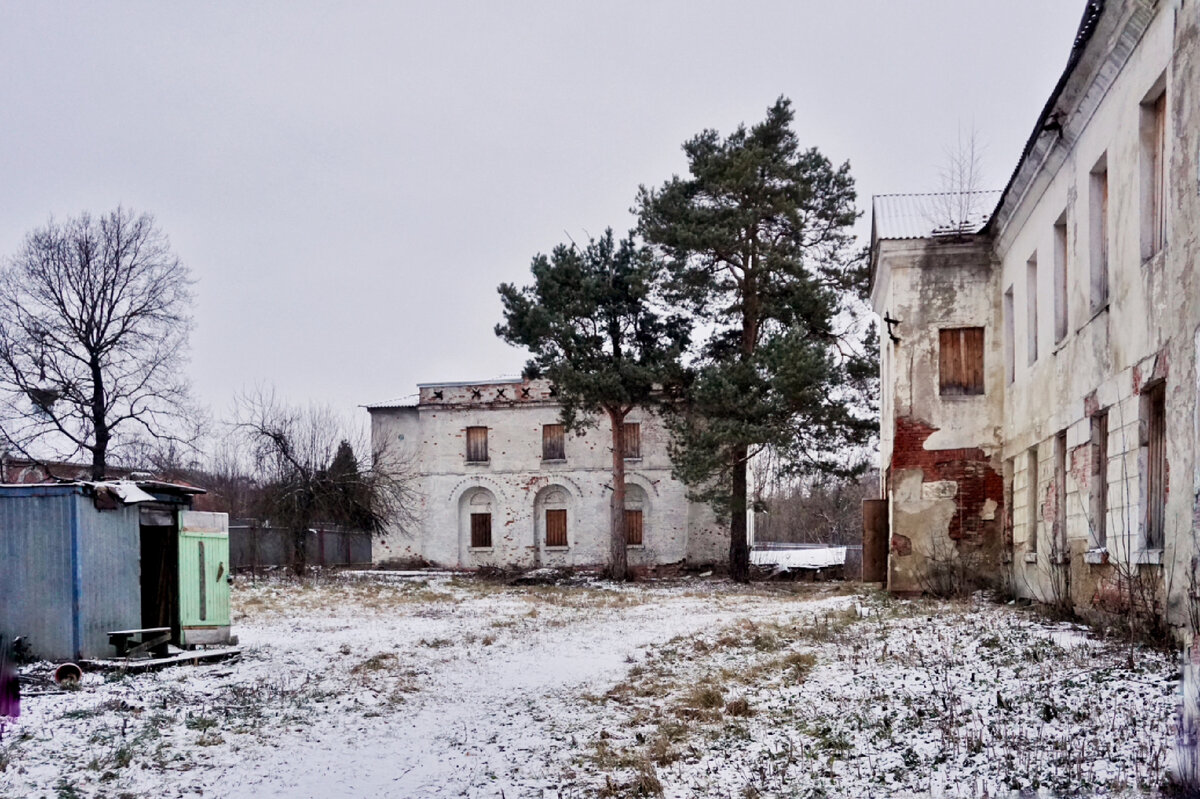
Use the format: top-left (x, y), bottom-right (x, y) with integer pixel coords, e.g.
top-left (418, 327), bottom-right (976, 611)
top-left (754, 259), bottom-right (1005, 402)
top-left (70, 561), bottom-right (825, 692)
top-left (140, 505), bottom-right (180, 643)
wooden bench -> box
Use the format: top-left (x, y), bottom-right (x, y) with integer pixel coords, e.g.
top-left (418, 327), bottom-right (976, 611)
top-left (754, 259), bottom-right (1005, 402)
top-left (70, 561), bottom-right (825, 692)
top-left (107, 627), bottom-right (171, 659)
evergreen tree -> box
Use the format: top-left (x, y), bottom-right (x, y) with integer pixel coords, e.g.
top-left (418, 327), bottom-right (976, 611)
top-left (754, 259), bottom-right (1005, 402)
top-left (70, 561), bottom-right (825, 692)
top-left (497, 229), bottom-right (687, 580)
top-left (636, 97), bottom-right (874, 582)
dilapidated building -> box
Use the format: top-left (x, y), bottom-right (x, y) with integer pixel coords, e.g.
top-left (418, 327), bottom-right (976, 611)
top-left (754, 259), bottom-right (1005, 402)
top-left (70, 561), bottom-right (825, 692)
top-left (872, 0), bottom-right (1200, 631)
top-left (366, 378), bottom-right (729, 570)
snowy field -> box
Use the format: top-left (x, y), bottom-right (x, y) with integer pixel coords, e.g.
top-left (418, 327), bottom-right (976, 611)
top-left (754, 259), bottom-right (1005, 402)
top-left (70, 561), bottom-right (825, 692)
top-left (0, 571), bottom-right (1181, 798)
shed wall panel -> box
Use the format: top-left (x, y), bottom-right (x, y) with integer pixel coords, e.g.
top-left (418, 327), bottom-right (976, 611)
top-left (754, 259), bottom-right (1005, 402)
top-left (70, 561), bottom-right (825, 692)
top-left (0, 491), bottom-right (76, 660)
top-left (77, 498), bottom-right (142, 659)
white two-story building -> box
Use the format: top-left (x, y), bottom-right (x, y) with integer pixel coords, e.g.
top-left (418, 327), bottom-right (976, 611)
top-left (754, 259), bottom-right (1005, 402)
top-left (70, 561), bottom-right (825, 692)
top-left (367, 378), bottom-right (728, 571)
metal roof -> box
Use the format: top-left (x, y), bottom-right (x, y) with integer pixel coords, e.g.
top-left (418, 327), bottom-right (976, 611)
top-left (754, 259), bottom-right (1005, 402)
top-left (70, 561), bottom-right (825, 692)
top-left (871, 191), bottom-right (1000, 241)
top-left (363, 397), bottom-right (418, 411)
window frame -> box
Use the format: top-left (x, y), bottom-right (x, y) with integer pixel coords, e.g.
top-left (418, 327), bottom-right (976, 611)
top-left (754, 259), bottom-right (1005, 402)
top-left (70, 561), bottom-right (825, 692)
top-left (625, 509), bottom-right (644, 547)
top-left (470, 512), bottom-right (492, 548)
top-left (542, 423), bottom-right (566, 461)
top-left (938, 326), bottom-right (985, 396)
top-left (545, 508), bottom-right (568, 548)
top-left (465, 426), bottom-right (489, 463)
top-left (621, 422), bottom-right (642, 460)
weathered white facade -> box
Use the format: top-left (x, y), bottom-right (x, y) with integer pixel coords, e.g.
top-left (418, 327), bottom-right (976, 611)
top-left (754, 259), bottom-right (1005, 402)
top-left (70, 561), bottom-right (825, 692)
top-left (872, 0), bottom-right (1200, 631)
top-left (367, 378), bottom-right (728, 570)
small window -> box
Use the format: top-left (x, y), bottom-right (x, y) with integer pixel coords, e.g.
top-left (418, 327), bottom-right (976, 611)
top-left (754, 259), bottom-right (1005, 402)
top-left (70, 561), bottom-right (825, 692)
top-left (1143, 383), bottom-right (1166, 549)
top-left (1054, 430), bottom-right (1067, 557)
top-left (621, 423), bottom-right (641, 459)
top-left (545, 508), bottom-right (567, 547)
top-left (625, 509), bottom-right (644, 546)
top-left (1090, 157), bottom-right (1110, 311)
top-left (1026, 254), bottom-right (1039, 365)
top-left (1053, 214), bottom-right (1068, 344)
top-left (1027, 447), bottom-right (1039, 554)
top-left (542, 424), bottom-right (565, 460)
top-left (1090, 410), bottom-right (1108, 549)
top-left (466, 426), bottom-right (488, 462)
top-left (1003, 286), bottom-right (1015, 384)
top-left (938, 327), bottom-right (984, 395)
top-left (1141, 84), bottom-right (1168, 260)
top-left (470, 512), bottom-right (492, 548)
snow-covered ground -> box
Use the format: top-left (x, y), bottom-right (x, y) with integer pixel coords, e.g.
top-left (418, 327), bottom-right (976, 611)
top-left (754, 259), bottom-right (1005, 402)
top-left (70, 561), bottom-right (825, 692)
top-left (0, 572), bottom-right (1181, 798)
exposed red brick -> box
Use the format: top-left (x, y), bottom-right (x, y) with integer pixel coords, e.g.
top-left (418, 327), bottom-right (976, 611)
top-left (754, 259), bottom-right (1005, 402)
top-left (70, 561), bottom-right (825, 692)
top-left (891, 534), bottom-right (912, 556)
top-left (893, 416), bottom-right (1003, 541)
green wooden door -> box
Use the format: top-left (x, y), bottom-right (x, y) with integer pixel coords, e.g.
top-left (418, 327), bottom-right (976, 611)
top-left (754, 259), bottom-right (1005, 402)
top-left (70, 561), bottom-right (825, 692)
top-left (178, 511), bottom-right (231, 646)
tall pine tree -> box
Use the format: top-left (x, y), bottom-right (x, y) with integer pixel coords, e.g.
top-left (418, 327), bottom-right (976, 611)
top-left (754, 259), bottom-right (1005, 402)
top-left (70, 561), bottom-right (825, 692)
top-left (497, 229), bottom-right (687, 580)
top-left (637, 97), bottom-right (874, 582)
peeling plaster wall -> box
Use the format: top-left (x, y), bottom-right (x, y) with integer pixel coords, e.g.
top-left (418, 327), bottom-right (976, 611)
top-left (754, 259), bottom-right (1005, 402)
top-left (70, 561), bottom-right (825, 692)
top-left (369, 379), bottom-right (726, 570)
top-left (872, 236), bottom-right (1004, 594)
top-left (994, 0), bottom-right (1200, 629)
top-left (871, 0), bottom-right (1199, 625)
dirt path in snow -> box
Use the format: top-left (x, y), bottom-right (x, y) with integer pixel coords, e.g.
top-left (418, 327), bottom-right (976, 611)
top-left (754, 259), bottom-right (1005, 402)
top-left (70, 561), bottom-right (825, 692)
top-left (206, 589), bottom-right (845, 799)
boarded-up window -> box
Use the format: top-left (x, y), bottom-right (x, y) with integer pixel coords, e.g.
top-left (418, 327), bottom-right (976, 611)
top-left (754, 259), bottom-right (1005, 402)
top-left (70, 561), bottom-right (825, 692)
top-left (939, 327), bottom-right (985, 395)
top-left (625, 509), bottom-right (643, 546)
top-left (545, 509), bottom-right (567, 547)
top-left (466, 426), bottom-right (488, 462)
top-left (1144, 383), bottom-right (1166, 549)
top-left (542, 424), bottom-right (565, 460)
top-left (470, 513), bottom-right (492, 548)
top-left (621, 423), bottom-right (641, 459)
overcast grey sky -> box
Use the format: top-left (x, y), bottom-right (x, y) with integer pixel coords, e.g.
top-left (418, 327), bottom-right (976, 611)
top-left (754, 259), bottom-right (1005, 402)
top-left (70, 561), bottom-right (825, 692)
top-left (0, 1), bottom-right (1084, 421)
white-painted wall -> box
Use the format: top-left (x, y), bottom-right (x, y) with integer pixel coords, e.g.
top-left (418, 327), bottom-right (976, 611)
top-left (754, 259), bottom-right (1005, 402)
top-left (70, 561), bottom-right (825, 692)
top-left (369, 379), bottom-right (728, 570)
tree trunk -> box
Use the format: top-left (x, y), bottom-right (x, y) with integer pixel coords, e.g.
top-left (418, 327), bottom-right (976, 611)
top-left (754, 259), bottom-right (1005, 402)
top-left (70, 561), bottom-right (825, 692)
top-left (89, 358), bottom-right (108, 481)
top-left (608, 407), bottom-right (629, 581)
top-left (729, 445), bottom-right (750, 582)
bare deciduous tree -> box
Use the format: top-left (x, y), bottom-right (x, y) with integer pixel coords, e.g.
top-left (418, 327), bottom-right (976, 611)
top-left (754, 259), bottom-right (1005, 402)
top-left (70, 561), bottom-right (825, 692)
top-left (234, 388), bottom-right (417, 572)
top-left (929, 127), bottom-right (990, 235)
top-left (0, 208), bottom-right (197, 479)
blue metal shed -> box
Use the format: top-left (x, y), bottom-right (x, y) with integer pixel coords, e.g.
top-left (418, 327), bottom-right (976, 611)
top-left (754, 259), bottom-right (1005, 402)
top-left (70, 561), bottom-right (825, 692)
top-left (0, 482), bottom-right (217, 661)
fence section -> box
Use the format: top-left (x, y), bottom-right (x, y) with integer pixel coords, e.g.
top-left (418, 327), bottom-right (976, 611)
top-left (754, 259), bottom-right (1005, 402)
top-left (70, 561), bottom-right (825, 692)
top-left (229, 521), bottom-right (372, 571)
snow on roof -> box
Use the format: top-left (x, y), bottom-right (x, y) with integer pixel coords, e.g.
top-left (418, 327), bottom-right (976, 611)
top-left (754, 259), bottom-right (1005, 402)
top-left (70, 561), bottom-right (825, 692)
top-left (363, 397), bottom-right (418, 410)
top-left (871, 191), bottom-right (1000, 241)
top-left (416, 376), bottom-right (523, 389)
top-left (750, 546), bottom-right (847, 571)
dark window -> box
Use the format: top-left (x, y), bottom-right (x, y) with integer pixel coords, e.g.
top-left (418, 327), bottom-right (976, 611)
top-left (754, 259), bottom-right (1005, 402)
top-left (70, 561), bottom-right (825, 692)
top-left (625, 509), bottom-right (643, 546)
top-left (1091, 410), bottom-right (1108, 549)
top-left (470, 513), bottom-right (492, 548)
top-left (1144, 383), bottom-right (1166, 549)
top-left (621, 423), bottom-right (641, 459)
top-left (1090, 159), bottom-right (1109, 311)
top-left (1027, 447), bottom-right (1039, 554)
top-left (545, 509), bottom-right (568, 547)
top-left (1054, 215), bottom-right (1068, 344)
top-left (466, 426), bottom-right (488, 462)
top-left (542, 424), bottom-right (565, 460)
top-left (1027, 255), bottom-right (1039, 365)
top-left (938, 327), bottom-right (985, 395)
top-left (1054, 430), bottom-right (1067, 557)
